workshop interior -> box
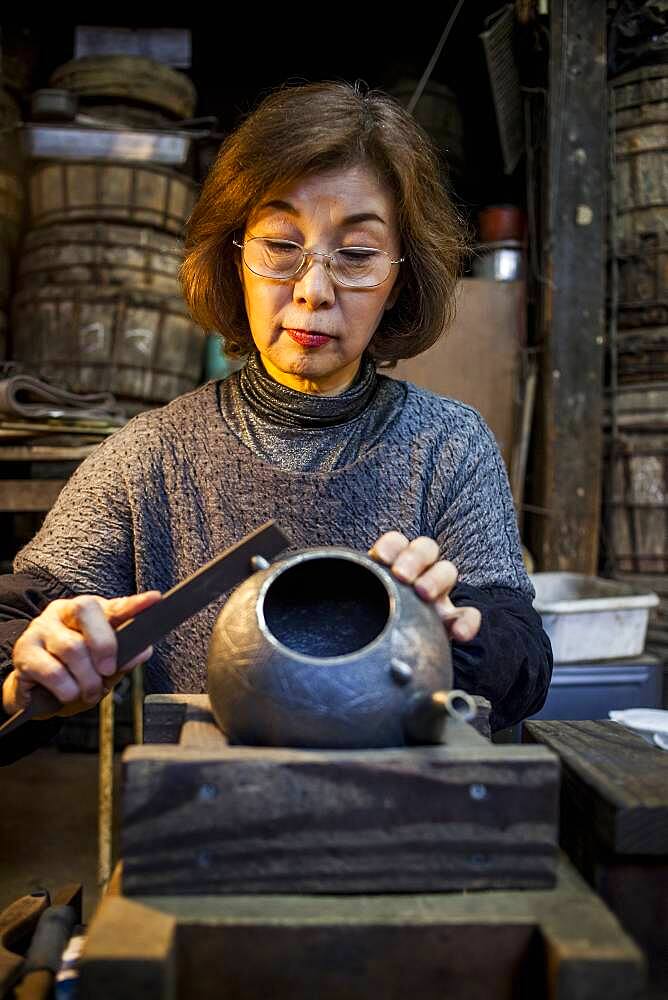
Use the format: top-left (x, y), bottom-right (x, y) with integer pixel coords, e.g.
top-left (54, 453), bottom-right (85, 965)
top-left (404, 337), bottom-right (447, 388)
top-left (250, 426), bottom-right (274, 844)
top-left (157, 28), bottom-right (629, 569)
top-left (0, 5), bottom-right (667, 999)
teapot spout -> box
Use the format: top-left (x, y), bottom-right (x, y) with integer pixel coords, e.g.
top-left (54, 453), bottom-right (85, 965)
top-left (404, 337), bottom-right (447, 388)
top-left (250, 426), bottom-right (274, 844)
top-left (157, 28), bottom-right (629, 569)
top-left (402, 689), bottom-right (477, 745)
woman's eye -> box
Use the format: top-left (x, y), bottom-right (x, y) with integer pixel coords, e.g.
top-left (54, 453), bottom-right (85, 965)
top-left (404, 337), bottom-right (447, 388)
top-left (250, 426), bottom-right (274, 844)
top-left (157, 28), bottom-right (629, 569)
top-left (267, 240), bottom-right (299, 254)
top-left (338, 248), bottom-right (379, 263)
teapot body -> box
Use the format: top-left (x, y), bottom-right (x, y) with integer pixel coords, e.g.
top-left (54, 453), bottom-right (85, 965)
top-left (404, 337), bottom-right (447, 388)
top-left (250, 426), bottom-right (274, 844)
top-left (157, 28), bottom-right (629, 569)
top-left (207, 546), bottom-right (453, 748)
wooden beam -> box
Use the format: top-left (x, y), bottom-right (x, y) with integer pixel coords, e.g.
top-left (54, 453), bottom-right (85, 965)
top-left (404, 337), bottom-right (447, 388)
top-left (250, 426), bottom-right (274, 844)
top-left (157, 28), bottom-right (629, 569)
top-left (78, 856), bottom-right (645, 1000)
top-left (531, 0), bottom-right (607, 572)
top-left (0, 480), bottom-right (66, 511)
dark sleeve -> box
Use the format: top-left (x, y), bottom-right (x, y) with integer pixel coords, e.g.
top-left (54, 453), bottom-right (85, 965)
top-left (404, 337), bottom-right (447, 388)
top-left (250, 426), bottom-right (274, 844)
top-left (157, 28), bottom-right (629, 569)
top-left (0, 570), bottom-right (71, 766)
top-left (449, 581), bottom-right (553, 732)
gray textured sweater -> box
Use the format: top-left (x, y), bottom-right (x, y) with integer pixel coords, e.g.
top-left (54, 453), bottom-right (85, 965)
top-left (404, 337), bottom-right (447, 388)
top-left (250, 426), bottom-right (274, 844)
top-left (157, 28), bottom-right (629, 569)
top-left (13, 371), bottom-right (532, 699)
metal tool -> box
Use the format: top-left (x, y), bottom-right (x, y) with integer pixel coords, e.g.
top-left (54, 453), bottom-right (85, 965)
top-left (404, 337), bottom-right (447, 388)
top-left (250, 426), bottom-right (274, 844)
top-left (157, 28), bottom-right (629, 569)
top-left (0, 520), bottom-right (291, 739)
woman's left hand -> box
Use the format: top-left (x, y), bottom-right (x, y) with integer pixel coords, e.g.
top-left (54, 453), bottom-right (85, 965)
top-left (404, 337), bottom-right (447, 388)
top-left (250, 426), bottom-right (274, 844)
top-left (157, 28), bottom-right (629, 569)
top-left (369, 532), bottom-right (482, 643)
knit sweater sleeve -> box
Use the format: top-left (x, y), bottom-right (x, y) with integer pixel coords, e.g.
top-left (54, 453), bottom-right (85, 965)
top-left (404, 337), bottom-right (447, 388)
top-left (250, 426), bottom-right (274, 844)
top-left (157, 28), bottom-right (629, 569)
top-left (13, 431), bottom-right (137, 599)
top-left (429, 406), bottom-right (532, 595)
top-left (424, 403), bottom-right (551, 729)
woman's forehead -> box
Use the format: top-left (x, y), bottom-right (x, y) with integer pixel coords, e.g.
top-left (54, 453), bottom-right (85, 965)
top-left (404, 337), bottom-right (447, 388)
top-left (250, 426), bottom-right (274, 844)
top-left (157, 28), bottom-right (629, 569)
top-left (251, 165), bottom-right (396, 227)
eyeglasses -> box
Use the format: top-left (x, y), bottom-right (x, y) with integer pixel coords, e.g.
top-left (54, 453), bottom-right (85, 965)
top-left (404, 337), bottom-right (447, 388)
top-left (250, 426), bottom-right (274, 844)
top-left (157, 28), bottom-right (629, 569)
top-left (233, 236), bottom-right (404, 289)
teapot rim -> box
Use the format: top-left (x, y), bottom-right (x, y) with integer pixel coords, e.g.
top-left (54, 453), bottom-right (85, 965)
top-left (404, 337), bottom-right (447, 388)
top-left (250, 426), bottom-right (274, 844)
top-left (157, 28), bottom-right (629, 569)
top-left (256, 546), bottom-right (400, 665)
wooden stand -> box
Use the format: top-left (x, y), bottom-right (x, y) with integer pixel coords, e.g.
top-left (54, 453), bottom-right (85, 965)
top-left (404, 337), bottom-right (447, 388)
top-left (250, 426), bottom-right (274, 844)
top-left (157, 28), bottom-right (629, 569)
top-left (121, 695), bottom-right (560, 896)
top-left (524, 720), bottom-right (668, 994)
top-left (80, 856), bottom-right (645, 1000)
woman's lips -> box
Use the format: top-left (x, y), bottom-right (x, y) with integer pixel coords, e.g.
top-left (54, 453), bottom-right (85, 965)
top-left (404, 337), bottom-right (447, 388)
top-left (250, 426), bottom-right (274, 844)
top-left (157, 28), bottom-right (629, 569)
top-left (285, 329), bottom-right (332, 348)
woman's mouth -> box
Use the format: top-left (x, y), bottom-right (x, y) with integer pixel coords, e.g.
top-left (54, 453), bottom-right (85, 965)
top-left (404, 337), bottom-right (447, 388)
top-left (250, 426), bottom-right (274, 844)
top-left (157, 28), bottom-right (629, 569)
top-left (284, 329), bottom-right (332, 348)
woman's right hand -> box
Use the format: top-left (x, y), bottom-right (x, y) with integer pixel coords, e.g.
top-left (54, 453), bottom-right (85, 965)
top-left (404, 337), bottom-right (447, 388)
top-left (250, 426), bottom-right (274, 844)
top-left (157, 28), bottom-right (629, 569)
top-left (2, 590), bottom-right (162, 718)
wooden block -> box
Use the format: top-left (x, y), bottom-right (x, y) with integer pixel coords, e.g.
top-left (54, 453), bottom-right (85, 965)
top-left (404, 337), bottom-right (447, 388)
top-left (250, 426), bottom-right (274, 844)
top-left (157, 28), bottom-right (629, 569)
top-left (525, 720), bottom-right (668, 989)
top-left (179, 704), bottom-right (229, 749)
top-left (80, 855), bottom-right (645, 1000)
top-left (78, 896), bottom-right (176, 1000)
top-left (122, 701), bottom-right (559, 896)
top-left (523, 721), bottom-right (668, 854)
top-left (143, 694), bottom-right (210, 744)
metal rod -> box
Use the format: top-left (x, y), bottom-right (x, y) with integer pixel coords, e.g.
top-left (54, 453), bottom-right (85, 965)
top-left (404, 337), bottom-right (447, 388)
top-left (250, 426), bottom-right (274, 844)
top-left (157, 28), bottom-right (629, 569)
top-left (406, 0), bottom-right (466, 115)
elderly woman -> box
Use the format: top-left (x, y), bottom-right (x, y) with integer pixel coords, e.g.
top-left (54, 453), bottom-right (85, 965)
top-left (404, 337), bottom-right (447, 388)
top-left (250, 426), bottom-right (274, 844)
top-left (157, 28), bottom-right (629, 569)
top-left (0, 82), bottom-right (551, 761)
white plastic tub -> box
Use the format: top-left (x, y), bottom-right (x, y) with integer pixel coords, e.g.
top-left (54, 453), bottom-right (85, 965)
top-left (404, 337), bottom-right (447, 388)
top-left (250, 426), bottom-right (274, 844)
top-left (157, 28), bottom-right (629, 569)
top-left (529, 572), bottom-right (659, 663)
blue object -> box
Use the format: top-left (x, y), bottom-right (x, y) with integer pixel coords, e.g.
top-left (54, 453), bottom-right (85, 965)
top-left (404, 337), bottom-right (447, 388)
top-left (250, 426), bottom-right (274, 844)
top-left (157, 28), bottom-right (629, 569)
top-left (505, 654), bottom-right (664, 742)
top-left (204, 334), bottom-right (246, 380)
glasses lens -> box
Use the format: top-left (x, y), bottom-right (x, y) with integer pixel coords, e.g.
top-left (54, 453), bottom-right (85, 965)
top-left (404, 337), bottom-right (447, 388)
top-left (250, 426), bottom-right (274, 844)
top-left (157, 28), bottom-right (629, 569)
top-left (245, 238), bottom-right (303, 278)
top-left (332, 248), bottom-right (390, 287)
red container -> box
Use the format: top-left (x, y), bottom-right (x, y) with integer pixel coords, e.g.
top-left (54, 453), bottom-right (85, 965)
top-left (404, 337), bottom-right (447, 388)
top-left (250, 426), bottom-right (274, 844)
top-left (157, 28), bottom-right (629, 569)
top-left (478, 205), bottom-right (526, 244)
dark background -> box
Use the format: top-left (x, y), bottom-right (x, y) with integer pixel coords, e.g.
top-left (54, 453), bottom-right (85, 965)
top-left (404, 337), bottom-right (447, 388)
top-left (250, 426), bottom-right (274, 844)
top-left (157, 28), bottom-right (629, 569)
top-left (2, 4), bottom-right (548, 219)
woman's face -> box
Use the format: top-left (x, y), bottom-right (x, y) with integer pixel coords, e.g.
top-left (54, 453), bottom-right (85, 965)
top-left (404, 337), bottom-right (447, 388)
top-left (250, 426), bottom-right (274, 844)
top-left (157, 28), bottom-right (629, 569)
top-left (239, 164), bottom-right (402, 394)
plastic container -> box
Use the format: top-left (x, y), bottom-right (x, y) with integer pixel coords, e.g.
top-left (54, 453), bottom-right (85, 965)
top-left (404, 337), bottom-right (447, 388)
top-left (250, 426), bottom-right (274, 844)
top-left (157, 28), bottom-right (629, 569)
top-left (530, 572), bottom-right (659, 663)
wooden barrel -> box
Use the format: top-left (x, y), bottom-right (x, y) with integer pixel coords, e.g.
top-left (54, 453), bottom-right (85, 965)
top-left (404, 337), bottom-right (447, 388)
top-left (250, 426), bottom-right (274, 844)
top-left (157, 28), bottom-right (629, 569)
top-left (0, 311), bottom-right (6, 360)
top-left (29, 161), bottom-right (197, 236)
top-left (0, 87), bottom-right (20, 130)
top-left (11, 285), bottom-right (205, 405)
top-left (78, 102), bottom-right (172, 129)
top-left (0, 168), bottom-right (23, 308)
top-left (611, 65), bottom-right (668, 327)
top-left (387, 78), bottom-right (465, 173)
top-left (617, 325), bottom-right (668, 383)
top-left (50, 55), bottom-right (197, 120)
top-left (603, 388), bottom-right (668, 664)
top-left (17, 222), bottom-right (183, 296)
top-left (604, 386), bottom-right (668, 576)
top-left (0, 86), bottom-right (22, 172)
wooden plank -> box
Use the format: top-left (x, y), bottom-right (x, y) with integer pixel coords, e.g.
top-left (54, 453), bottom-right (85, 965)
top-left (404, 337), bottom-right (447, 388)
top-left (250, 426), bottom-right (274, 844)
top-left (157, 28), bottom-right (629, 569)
top-left (79, 855), bottom-right (645, 1000)
top-left (143, 695), bottom-right (209, 744)
top-left (78, 896), bottom-right (176, 1000)
top-left (179, 704), bottom-right (228, 749)
top-left (0, 479), bottom-right (65, 511)
top-left (524, 720), bottom-right (668, 853)
top-left (0, 445), bottom-right (96, 461)
top-left (525, 719), bottom-right (668, 989)
top-left (529, 0), bottom-right (607, 572)
top-left (121, 730), bottom-right (560, 895)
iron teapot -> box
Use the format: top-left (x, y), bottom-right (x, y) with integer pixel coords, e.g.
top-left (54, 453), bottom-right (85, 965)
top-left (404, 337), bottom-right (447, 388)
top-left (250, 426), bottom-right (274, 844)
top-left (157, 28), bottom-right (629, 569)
top-left (207, 545), bottom-right (476, 748)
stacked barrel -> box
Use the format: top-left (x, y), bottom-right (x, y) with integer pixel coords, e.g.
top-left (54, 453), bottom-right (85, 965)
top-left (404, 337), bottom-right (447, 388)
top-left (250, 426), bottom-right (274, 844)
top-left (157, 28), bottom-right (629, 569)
top-left (10, 55), bottom-right (206, 411)
top-left (606, 65), bottom-right (668, 666)
top-left (0, 86), bottom-right (24, 359)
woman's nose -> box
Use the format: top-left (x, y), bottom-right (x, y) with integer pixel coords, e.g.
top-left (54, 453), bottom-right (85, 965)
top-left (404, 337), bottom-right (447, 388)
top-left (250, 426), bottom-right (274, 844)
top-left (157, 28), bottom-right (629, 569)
top-left (292, 256), bottom-right (336, 308)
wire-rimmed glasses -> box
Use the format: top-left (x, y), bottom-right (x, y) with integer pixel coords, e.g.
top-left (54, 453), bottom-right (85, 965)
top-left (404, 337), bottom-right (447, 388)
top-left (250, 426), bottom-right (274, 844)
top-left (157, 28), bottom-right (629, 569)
top-left (233, 236), bottom-right (404, 288)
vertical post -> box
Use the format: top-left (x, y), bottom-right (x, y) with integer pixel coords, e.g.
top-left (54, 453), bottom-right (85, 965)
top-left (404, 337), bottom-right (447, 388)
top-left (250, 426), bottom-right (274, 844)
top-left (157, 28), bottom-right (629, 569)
top-left (132, 665), bottom-right (144, 745)
top-left (98, 691), bottom-right (114, 892)
top-left (531, 0), bottom-right (608, 572)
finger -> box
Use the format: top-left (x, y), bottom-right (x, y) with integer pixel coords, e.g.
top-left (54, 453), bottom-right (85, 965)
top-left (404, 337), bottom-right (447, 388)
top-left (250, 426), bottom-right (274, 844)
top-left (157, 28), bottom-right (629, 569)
top-left (103, 590), bottom-right (162, 628)
top-left (13, 646), bottom-right (81, 706)
top-left (369, 531), bottom-right (410, 565)
top-left (391, 536), bottom-right (441, 584)
top-left (413, 560), bottom-right (458, 602)
top-left (435, 604), bottom-right (482, 643)
top-left (60, 596), bottom-right (119, 677)
top-left (118, 645), bottom-right (153, 674)
top-left (43, 624), bottom-right (105, 704)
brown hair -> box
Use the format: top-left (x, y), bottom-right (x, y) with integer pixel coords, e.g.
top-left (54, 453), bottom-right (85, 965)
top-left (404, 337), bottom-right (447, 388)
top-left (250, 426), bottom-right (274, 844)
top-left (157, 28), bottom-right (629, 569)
top-left (180, 81), bottom-right (468, 364)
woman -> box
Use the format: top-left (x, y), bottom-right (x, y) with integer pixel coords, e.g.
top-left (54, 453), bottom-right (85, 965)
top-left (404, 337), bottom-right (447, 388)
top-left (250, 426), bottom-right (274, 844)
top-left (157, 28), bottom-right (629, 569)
top-left (0, 82), bottom-right (551, 761)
